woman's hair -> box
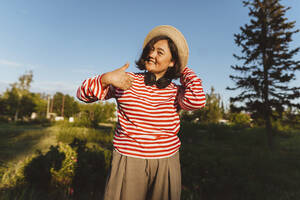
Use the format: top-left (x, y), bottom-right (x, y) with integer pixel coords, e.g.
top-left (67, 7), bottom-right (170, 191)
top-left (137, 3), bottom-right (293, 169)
top-left (136, 35), bottom-right (182, 82)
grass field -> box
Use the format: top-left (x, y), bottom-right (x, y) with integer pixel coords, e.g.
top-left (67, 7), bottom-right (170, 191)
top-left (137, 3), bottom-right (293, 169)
top-left (0, 122), bottom-right (300, 200)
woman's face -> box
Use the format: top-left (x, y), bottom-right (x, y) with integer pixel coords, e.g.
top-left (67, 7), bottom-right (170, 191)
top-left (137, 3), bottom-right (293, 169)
top-left (145, 39), bottom-right (174, 80)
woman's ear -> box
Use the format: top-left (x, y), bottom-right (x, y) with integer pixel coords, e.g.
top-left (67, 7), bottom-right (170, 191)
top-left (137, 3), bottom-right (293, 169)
top-left (169, 60), bottom-right (175, 68)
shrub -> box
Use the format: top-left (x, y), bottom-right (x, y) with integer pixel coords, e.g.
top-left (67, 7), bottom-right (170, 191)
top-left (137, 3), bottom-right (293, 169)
top-left (0, 115), bottom-right (10, 123)
top-left (228, 112), bottom-right (251, 127)
top-left (50, 143), bottom-right (77, 189)
top-left (272, 119), bottom-right (295, 138)
top-left (70, 138), bottom-right (111, 198)
top-left (30, 117), bottom-right (52, 126)
top-left (23, 146), bottom-right (66, 190)
top-left (73, 112), bottom-right (93, 127)
top-left (1, 155), bottom-right (36, 188)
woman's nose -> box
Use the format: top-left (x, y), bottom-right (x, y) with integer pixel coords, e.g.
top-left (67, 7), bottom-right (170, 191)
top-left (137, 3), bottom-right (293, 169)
top-left (149, 50), bottom-right (157, 58)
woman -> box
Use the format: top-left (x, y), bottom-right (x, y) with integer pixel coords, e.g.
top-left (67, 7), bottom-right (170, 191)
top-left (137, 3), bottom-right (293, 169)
top-left (77, 25), bottom-right (206, 200)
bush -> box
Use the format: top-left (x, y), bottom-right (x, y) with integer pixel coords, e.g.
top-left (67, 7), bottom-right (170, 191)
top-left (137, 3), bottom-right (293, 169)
top-left (23, 145), bottom-right (68, 190)
top-left (228, 112), bottom-right (251, 127)
top-left (1, 155), bottom-right (36, 188)
top-left (1, 137), bottom-right (112, 199)
top-left (73, 113), bottom-right (93, 127)
top-left (0, 115), bottom-right (10, 123)
top-left (30, 117), bottom-right (52, 126)
top-left (272, 119), bottom-right (295, 138)
top-left (50, 143), bottom-right (77, 189)
top-left (70, 138), bottom-right (111, 198)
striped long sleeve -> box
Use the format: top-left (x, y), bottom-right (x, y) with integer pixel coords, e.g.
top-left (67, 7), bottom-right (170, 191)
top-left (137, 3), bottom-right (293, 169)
top-left (177, 67), bottom-right (206, 110)
top-left (76, 67), bottom-right (205, 159)
top-left (77, 74), bottom-right (113, 103)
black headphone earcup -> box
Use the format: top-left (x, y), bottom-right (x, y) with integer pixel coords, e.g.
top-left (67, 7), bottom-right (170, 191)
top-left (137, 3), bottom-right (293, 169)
top-left (144, 71), bottom-right (171, 89)
top-left (156, 77), bottom-right (171, 89)
top-left (145, 72), bottom-right (156, 86)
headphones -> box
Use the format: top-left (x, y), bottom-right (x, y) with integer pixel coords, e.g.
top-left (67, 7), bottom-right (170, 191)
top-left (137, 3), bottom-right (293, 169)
top-left (144, 71), bottom-right (172, 89)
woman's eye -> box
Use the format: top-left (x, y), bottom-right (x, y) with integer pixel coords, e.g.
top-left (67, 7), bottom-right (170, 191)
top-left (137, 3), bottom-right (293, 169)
top-left (158, 51), bottom-right (163, 55)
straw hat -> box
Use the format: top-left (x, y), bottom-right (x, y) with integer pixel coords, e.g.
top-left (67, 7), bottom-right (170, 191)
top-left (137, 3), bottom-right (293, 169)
top-left (143, 25), bottom-right (189, 70)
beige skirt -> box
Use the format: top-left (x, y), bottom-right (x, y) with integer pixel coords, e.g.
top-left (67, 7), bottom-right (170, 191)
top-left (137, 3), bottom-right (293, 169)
top-left (103, 150), bottom-right (181, 200)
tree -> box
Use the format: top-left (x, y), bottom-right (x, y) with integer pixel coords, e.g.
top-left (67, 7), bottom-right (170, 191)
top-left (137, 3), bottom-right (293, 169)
top-left (76, 102), bottom-right (116, 127)
top-left (8, 71), bottom-right (34, 121)
top-left (52, 92), bottom-right (80, 118)
top-left (0, 95), bottom-right (6, 114)
top-left (227, 0), bottom-right (300, 148)
top-left (32, 93), bottom-right (48, 117)
top-left (18, 93), bottom-right (36, 119)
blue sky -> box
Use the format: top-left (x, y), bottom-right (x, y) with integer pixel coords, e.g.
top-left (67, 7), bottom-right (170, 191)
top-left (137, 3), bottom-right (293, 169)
top-left (1, 0), bottom-right (300, 107)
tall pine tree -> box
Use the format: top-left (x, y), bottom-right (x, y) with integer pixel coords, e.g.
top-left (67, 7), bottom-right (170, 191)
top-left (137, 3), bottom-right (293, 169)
top-left (227, 0), bottom-right (300, 149)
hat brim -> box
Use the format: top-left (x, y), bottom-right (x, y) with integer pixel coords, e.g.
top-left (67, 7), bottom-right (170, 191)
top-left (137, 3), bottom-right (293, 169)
top-left (143, 25), bottom-right (189, 70)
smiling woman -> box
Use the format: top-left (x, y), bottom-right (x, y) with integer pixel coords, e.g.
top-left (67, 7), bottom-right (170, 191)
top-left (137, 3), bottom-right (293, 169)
top-left (77, 25), bottom-right (206, 200)
top-left (136, 35), bottom-right (181, 89)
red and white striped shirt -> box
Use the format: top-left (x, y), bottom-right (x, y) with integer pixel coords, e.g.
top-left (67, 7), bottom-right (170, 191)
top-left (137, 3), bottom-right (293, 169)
top-left (77, 67), bottom-right (206, 159)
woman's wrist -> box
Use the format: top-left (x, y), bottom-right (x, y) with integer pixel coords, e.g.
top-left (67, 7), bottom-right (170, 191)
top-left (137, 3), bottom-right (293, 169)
top-left (101, 73), bottom-right (111, 88)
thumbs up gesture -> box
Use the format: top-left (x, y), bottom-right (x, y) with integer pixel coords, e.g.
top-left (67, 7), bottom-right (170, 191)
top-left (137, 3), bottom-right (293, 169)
top-left (101, 63), bottom-right (133, 90)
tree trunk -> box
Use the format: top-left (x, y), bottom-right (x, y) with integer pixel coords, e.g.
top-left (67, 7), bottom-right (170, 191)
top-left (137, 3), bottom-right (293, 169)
top-left (265, 110), bottom-right (273, 150)
top-left (261, 17), bottom-right (273, 150)
top-left (14, 109), bottom-right (19, 122)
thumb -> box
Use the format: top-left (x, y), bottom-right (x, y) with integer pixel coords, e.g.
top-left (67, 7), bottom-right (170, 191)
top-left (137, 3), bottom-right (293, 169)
top-left (120, 62), bottom-right (130, 71)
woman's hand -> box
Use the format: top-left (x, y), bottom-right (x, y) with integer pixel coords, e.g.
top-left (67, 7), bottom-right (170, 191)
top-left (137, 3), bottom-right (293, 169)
top-left (101, 63), bottom-right (133, 90)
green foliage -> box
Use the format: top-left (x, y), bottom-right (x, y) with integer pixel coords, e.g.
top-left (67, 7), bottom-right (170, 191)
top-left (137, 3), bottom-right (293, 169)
top-left (228, 112), bottom-right (251, 127)
top-left (0, 71), bottom-right (116, 125)
top-left (32, 93), bottom-right (47, 117)
top-left (51, 92), bottom-right (80, 118)
top-left (8, 71), bottom-right (34, 121)
top-left (73, 111), bottom-right (93, 127)
top-left (77, 101), bottom-right (116, 127)
top-left (23, 146), bottom-right (66, 189)
top-left (50, 143), bottom-right (77, 189)
top-left (0, 115), bottom-right (9, 123)
top-left (1, 87), bottom-right (20, 118)
top-left (1, 155), bottom-right (36, 188)
top-left (13, 70), bottom-right (33, 91)
top-left (70, 138), bottom-right (110, 198)
top-left (18, 93), bottom-right (37, 118)
top-left (0, 71), bottom-right (52, 122)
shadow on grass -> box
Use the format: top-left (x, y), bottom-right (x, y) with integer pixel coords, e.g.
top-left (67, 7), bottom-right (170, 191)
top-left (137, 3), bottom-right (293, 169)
top-left (0, 138), bottom-right (111, 200)
top-left (0, 123), bottom-right (53, 164)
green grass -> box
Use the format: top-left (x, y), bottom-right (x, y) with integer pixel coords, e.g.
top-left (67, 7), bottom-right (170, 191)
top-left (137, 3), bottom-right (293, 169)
top-left (0, 122), bottom-right (113, 163)
top-left (0, 123), bottom-right (55, 164)
top-left (1, 122), bottom-right (300, 199)
top-left (180, 123), bottom-right (300, 200)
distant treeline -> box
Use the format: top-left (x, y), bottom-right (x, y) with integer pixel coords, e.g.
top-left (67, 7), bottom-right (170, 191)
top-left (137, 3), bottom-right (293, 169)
top-left (0, 71), bottom-right (115, 127)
